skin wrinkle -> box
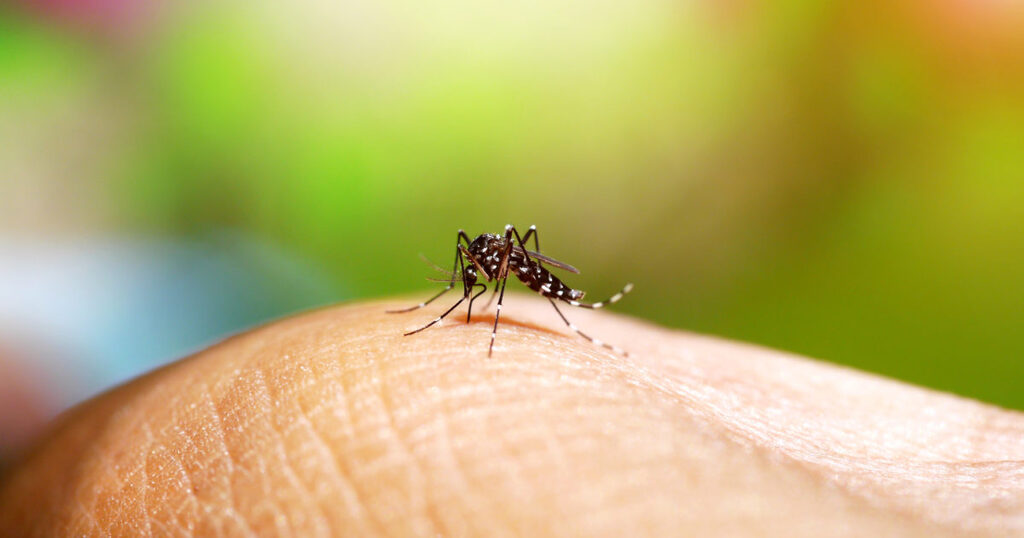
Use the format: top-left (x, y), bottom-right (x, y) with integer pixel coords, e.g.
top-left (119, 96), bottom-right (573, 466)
top-left (516, 402), bottom-right (602, 532)
top-left (570, 388), bottom-right (694, 532)
top-left (256, 370), bottom-right (311, 538)
top-left (393, 346), bottom-right (493, 533)
top-left (413, 350), bottom-right (491, 534)
top-left (150, 394), bottom-right (196, 535)
top-left (312, 360), bottom-right (382, 535)
top-left (462, 352), bottom-right (675, 534)
top-left (473, 376), bottom-right (542, 535)
top-left (301, 360), bottom-right (381, 533)
top-left (2, 297), bottom-right (1023, 537)
top-left (152, 429), bottom-right (195, 537)
top-left (390, 342), bottom-right (508, 534)
top-left (157, 440), bottom-right (199, 536)
top-left (167, 422), bottom-right (214, 535)
top-left (376, 353), bottom-right (450, 536)
top-left (201, 378), bottom-right (259, 538)
top-left (68, 448), bottom-right (108, 537)
top-left (83, 410), bottom-right (144, 536)
top-left (101, 386), bottom-right (196, 535)
top-left (154, 436), bottom-right (196, 538)
top-left (475, 347), bottom-right (579, 534)
top-left (337, 351), bottom-right (393, 537)
top-left (225, 374), bottom-right (271, 538)
top-left (88, 414), bottom-right (136, 536)
top-left (102, 373), bottom-right (200, 536)
top-left (422, 389), bottom-right (479, 535)
top-left (290, 377), bottom-right (365, 536)
top-left (374, 355), bottom-right (428, 534)
top-left (467, 380), bottom-right (547, 536)
top-left (250, 362), bottom-right (332, 536)
top-left (227, 365), bottom-right (297, 537)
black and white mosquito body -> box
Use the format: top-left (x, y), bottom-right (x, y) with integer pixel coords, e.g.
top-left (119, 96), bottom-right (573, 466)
top-left (388, 225), bottom-right (633, 357)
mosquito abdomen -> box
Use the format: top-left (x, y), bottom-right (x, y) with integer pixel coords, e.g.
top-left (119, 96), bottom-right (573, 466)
top-left (514, 261), bottom-right (583, 300)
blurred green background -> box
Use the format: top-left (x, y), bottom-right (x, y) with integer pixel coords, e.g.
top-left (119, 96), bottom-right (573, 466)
top-left (1, 0), bottom-right (1023, 418)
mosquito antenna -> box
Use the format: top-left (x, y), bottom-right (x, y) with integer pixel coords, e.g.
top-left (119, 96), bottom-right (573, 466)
top-left (419, 253), bottom-right (455, 276)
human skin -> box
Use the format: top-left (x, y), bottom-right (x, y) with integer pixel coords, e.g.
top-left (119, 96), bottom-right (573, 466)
top-left (1, 295), bottom-right (1022, 537)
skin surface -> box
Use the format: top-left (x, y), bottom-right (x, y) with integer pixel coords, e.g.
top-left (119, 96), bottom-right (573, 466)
top-left (1, 295), bottom-right (1022, 537)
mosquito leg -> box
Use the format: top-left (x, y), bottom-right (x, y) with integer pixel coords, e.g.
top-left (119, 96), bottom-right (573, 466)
top-left (404, 295), bottom-right (468, 335)
top-left (388, 286), bottom-right (452, 314)
top-left (548, 298), bottom-right (628, 356)
top-left (487, 239), bottom-right (515, 357)
top-left (388, 229), bottom-right (469, 314)
top-left (466, 283), bottom-right (487, 323)
top-left (507, 224), bottom-right (537, 266)
top-left (488, 269), bottom-right (510, 357)
top-left (564, 282), bottom-right (634, 309)
top-left (482, 286), bottom-right (500, 311)
top-left (519, 224), bottom-right (540, 253)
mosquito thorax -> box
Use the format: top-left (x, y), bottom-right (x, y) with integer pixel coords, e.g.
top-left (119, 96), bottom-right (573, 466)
top-left (469, 234), bottom-right (503, 255)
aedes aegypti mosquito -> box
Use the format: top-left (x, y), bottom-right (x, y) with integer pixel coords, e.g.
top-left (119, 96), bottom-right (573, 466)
top-left (388, 225), bottom-right (633, 357)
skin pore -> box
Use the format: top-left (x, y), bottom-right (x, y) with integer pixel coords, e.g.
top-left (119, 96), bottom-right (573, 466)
top-left (1, 295), bottom-right (1022, 537)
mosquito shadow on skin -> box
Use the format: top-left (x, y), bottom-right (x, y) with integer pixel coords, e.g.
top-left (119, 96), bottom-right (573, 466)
top-left (460, 315), bottom-right (563, 337)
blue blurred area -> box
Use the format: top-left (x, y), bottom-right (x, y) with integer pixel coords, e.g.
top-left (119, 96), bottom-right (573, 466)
top-left (0, 233), bottom-right (342, 410)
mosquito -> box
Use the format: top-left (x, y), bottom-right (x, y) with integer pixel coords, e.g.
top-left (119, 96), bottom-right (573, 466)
top-left (388, 224), bottom-right (633, 357)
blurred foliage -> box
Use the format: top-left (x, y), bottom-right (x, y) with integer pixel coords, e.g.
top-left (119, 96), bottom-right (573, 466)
top-left (2, 0), bottom-right (1023, 408)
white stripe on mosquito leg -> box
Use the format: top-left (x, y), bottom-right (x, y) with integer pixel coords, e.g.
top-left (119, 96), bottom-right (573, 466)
top-left (592, 302), bottom-right (604, 308)
top-left (593, 339), bottom-right (604, 347)
top-left (569, 301), bottom-right (580, 306)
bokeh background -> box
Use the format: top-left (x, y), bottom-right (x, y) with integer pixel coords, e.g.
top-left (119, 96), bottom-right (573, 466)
top-left (2, 0), bottom-right (1023, 459)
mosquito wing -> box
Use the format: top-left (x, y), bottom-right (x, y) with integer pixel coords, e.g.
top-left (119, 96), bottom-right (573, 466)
top-left (513, 246), bottom-right (580, 274)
